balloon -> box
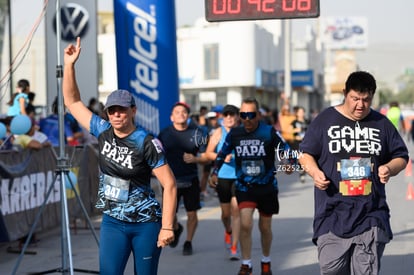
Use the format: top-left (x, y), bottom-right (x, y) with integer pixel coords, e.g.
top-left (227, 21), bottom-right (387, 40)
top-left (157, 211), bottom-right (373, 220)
top-left (10, 114), bottom-right (32, 135)
top-left (64, 171), bottom-right (78, 189)
top-left (0, 122), bottom-right (6, 139)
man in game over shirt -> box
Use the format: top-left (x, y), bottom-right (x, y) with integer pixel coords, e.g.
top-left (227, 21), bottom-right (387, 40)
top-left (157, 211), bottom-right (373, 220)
top-left (299, 71), bottom-right (408, 275)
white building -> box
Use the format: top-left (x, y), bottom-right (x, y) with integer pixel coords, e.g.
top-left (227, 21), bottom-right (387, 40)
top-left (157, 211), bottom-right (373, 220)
top-left (177, 18), bottom-right (325, 114)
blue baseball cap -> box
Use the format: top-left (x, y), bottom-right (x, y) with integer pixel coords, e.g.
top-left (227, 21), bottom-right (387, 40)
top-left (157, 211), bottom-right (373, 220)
top-left (104, 89), bottom-right (136, 110)
top-left (212, 104), bottom-right (224, 113)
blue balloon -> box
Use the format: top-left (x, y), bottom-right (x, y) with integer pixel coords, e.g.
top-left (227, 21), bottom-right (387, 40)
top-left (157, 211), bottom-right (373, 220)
top-left (10, 114), bottom-right (32, 135)
top-left (0, 122), bottom-right (6, 139)
top-left (64, 171), bottom-right (78, 189)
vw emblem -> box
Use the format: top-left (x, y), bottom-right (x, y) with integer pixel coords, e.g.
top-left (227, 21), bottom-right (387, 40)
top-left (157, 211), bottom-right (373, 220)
top-left (53, 3), bottom-right (89, 41)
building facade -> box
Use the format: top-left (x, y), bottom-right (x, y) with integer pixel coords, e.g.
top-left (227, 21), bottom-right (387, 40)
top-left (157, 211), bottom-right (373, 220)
top-left (177, 18), bottom-right (325, 116)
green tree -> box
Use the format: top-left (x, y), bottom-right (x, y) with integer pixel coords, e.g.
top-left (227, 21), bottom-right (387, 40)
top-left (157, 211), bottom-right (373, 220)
top-left (376, 87), bottom-right (393, 106)
top-left (396, 73), bottom-right (414, 104)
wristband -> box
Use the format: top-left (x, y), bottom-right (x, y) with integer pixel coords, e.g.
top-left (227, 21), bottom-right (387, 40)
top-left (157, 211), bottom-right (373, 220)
top-left (162, 228), bottom-right (174, 231)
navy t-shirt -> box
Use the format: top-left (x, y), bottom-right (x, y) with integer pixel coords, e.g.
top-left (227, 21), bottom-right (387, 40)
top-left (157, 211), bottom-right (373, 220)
top-left (158, 124), bottom-right (208, 181)
top-left (300, 107), bottom-right (408, 243)
top-left (215, 122), bottom-right (290, 191)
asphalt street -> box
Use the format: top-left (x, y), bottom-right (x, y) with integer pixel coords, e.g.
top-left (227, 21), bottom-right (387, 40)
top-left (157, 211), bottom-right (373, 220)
top-left (1, 140), bottom-right (414, 274)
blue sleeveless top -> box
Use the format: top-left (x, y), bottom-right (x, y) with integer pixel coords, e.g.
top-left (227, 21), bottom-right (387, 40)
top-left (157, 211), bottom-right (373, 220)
top-left (217, 125), bottom-right (236, 179)
top-left (7, 93), bottom-right (28, 116)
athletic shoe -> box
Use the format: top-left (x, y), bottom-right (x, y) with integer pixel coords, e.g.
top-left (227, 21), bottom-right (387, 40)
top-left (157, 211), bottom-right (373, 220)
top-left (224, 231), bottom-right (232, 249)
top-left (229, 246), bottom-right (240, 261)
top-left (183, 240), bottom-right (193, 256)
top-left (261, 261), bottom-right (272, 275)
top-left (169, 223), bottom-right (183, 248)
top-left (238, 264), bottom-right (252, 275)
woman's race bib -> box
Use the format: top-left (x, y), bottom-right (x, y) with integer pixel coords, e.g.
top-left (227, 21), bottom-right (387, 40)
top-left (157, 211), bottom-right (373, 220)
top-left (102, 174), bottom-right (130, 202)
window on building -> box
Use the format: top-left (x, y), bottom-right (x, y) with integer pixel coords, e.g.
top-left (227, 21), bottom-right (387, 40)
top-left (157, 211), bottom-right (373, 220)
top-left (204, 44), bottom-right (219, 80)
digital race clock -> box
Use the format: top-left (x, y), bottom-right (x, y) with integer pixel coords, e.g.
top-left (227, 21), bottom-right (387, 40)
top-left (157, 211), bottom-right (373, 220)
top-left (205, 0), bottom-right (320, 22)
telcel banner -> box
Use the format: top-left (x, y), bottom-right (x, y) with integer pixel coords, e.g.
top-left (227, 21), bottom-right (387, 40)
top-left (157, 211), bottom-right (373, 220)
top-left (113, 0), bottom-right (179, 135)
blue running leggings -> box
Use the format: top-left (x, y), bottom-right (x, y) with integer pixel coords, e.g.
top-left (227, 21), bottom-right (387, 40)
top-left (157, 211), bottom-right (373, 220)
top-left (99, 214), bottom-right (162, 275)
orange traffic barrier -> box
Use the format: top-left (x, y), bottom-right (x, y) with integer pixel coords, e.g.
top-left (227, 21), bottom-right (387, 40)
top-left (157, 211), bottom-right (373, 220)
top-left (405, 159), bottom-right (412, 177)
top-left (406, 182), bottom-right (414, 200)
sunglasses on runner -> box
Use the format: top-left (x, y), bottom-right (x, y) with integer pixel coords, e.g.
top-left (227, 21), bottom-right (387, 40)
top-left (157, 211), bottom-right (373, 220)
top-left (239, 112), bottom-right (257, 120)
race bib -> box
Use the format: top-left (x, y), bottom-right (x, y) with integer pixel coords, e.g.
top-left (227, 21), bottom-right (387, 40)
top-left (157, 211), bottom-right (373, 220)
top-left (339, 158), bottom-right (372, 180)
top-left (102, 174), bottom-right (130, 202)
top-left (242, 160), bottom-right (264, 176)
top-left (338, 158), bottom-right (372, 196)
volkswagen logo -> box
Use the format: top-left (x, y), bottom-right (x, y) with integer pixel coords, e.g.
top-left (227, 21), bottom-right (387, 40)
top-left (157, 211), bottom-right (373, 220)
top-left (53, 3), bottom-right (89, 41)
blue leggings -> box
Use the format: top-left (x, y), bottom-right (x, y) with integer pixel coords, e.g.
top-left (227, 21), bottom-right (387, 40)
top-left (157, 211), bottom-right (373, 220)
top-left (99, 214), bottom-right (162, 275)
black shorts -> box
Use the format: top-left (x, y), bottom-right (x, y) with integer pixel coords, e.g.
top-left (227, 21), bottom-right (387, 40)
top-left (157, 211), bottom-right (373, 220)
top-left (236, 183), bottom-right (279, 216)
top-left (216, 178), bottom-right (236, 203)
top-left (176, 177), bottom-right (201, 212)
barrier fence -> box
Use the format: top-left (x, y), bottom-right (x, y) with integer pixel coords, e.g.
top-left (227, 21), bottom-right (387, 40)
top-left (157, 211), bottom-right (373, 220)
top-left (0, 145), bottom-right (100, 242)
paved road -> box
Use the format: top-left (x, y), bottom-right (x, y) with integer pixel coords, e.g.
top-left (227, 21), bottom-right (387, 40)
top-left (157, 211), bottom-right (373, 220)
top-left (1, 141), bottom-right (414, 274)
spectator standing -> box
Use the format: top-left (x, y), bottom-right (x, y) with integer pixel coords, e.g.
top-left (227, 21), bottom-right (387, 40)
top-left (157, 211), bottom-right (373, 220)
top-left (25, 92), bottom-right (36, 119)
top-left (290, 106), bottom-right (308, 182)
top-left (63, 37), bottom-right (177, 275)
top-left (7, 79), bottom-right (31, 117)
top-left (87, 97), bottom-right (99, 114)
top-left (65, 111), bottom-right (84, 145)
top-left (386, 101), bottom-right (406, 134)
top-left (39, 98), bottom-right (75, 147)
top-left (158, 102), bottom-right (209, 256)
top-left (299, 71), bottom-right (408, 274)
top-left (259, 105), bottom-right (273, 125)
top-left (210, 97), bottom-right (294, 275)
top-left (197, 105), bottom-right (208, 128)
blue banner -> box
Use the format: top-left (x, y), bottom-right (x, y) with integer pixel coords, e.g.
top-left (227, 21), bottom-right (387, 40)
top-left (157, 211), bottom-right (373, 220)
top-left (291, 70), bottom-right (314, 87)
top-left (113, 0), bottom-right (179, 135)
top-left (274, 70), bottom-right (314, 88)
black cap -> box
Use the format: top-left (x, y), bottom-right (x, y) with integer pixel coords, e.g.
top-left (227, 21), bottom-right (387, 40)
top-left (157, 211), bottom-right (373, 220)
top-left (222, 104), bottom-right (239, 115)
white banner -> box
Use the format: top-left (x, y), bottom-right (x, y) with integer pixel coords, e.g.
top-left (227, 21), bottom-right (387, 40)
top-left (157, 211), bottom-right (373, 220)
top-left (321, 16), bottom-right (368, 50)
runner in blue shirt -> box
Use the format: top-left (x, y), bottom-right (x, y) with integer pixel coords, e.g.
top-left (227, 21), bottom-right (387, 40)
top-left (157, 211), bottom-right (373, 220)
top-left (63, 37), bottom-right (177, 275)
